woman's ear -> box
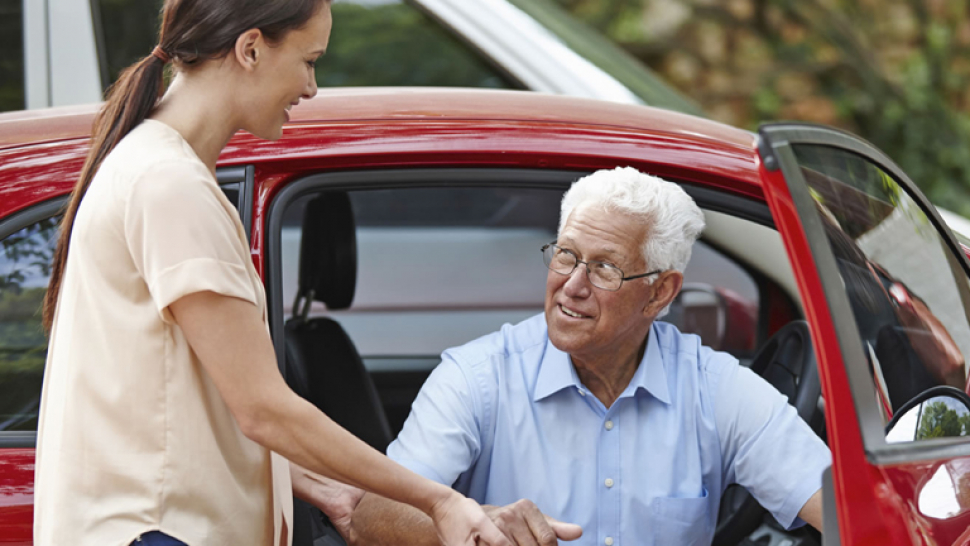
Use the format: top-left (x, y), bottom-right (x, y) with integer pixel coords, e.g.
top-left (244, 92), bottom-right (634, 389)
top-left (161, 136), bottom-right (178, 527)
top-left (643, 270), bottom-right (684, 318)
top-left (233, 28), bottom-right (263, 72)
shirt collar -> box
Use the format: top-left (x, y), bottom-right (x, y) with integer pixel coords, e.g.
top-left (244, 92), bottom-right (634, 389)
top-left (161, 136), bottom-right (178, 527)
top-left (624, 324), bottom-right (671, 404)
top-left (533, 339), bottom-right (582, 402)
top-left (533, 323), bottom-right (671, 405)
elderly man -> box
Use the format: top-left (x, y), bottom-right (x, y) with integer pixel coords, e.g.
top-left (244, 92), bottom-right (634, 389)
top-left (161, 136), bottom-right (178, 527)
top-left (329, 167), bottom-right (830, 545)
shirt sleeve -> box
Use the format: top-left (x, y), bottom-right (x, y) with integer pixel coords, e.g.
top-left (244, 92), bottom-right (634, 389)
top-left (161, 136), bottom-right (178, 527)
top-left (711, 350), bottom-right (832, 529)
top-left (386, 356), bottom-right (483, 486)
top-left (124, 159), bottom-right (257, 324)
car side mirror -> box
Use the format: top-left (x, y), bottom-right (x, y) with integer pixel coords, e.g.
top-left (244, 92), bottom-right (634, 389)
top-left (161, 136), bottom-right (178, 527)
top-left (886, 386), bottom-right (970, 443)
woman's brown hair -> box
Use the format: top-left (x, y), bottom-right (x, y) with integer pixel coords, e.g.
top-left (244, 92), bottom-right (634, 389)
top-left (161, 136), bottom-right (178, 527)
top-left (43, 0), bottom-right (329, 331)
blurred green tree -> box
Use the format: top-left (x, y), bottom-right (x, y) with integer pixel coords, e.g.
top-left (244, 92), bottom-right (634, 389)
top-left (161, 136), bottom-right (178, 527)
top-left (917, 400), bottom-right (964, 439)
top-left (552, 0), bottom-right (970, 215)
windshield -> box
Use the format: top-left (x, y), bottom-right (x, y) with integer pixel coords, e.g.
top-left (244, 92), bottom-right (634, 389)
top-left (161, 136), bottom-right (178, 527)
top-left (504, 0), bottom-right (703, 115)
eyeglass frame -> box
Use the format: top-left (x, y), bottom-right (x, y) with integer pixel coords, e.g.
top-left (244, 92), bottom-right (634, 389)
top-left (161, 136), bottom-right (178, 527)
top-left (540, 242), bottom-right (663, 291)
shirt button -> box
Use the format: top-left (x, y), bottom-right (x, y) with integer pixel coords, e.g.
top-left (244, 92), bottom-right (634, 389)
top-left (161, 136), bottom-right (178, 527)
top-left (578, 389), bottom-right (587, 397)
top-left (605, 538), bottom-right (614, 546)
top-left (605, 478), bottom-right (614, 488)
top-left (605, 420), bottom-right (614, 430)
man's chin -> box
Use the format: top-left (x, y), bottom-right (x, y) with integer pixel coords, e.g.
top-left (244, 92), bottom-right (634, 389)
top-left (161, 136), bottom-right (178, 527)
top-left (546, 325), bottom-right (588, 355)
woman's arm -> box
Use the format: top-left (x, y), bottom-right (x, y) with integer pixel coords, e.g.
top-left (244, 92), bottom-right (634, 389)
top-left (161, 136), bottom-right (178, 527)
top-left (170, 290), bottom-right (509, 546)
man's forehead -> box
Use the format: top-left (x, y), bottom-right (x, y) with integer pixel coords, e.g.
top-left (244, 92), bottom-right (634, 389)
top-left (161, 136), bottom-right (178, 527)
top-left (558, 234), bottom-right (625, 257)
top-left (560, 206), bottom-right (648, 244)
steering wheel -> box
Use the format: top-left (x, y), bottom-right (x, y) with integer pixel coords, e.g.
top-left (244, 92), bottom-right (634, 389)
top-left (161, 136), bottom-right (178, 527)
top-left (712, 320), bottom-right (823, 546)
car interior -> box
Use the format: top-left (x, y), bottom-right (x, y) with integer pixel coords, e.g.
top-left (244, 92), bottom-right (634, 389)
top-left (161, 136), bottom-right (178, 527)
top-left (268, 171), bottom-right (824, 546)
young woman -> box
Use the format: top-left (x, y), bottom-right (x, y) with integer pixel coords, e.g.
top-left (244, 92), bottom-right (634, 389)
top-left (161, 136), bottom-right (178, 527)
top-left (33, 1), bottom-right (510, 545)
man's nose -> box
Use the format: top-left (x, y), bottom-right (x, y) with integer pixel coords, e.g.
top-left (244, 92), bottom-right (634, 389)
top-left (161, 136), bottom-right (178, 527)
top-left (563, 265), bottom-right (591, 297)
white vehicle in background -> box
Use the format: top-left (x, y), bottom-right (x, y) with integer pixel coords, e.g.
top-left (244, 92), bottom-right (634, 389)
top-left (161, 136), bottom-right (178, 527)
top-left (10, 0), bottom-right (700, 112)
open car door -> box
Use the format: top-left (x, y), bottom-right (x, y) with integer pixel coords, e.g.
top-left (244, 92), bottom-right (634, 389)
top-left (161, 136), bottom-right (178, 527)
top-left (758, 124), bottom-right (970, 546)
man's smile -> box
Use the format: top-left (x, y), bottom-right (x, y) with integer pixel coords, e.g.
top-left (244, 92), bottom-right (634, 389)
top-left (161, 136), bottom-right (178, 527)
top-left (559, 304), bottom-right (591, 319)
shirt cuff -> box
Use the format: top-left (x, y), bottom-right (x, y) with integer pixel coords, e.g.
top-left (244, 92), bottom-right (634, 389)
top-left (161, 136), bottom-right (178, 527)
top-left (776, 463), bottom-right (829, 530)
top-left (150, 257), bottom-right (257, 323)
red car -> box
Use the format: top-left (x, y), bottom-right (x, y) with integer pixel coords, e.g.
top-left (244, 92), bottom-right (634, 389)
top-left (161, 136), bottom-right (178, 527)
top-left (2, 88), bottom-right (969, 546)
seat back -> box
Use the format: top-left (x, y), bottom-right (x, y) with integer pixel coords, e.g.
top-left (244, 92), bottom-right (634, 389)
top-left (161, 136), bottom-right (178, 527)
top-left (284, 192), bottom-right (393, 451)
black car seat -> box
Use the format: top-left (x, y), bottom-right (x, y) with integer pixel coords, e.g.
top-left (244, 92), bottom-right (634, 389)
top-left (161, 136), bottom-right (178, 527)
top-left (284, 192), bottom-right (393, 546)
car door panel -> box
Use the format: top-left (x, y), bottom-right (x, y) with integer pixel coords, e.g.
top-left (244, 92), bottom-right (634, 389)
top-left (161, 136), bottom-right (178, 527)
top-left (759, 123), bottom-right (970, 545)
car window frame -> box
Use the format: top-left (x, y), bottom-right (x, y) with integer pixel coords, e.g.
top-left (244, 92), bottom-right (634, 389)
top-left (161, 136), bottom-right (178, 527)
top-left (0, 196), bottom-right (65, 449)
top-left (759, 123), bottom-right (970, 464)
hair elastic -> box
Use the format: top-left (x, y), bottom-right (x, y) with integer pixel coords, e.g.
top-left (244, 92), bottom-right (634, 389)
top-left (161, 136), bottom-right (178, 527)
top-left (151, 45), bottom-right (171, 64)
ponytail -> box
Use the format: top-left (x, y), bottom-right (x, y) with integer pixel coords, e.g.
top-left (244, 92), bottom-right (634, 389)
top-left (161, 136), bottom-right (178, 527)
top-left (43, 52), bottom-right (169, 332)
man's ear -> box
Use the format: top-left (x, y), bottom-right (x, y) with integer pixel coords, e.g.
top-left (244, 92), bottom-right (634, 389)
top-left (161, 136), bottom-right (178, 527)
top-left (643, 270), bottom-right (684, 318)
top-left (233, 28), bottom-right (263, 72)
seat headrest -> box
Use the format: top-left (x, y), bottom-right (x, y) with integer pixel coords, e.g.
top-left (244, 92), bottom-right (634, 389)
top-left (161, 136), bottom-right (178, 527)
top-left (298, 192), bottom-right (357, 310)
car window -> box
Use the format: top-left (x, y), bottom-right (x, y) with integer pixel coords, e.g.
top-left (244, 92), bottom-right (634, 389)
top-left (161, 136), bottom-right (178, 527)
top-left (281, 185), bottom-right (760, 368)
top-left (93, 0), bottom-right (163, 86)
top-left (0, 217), bottom-right (57, 431)
top-left (0, 0), bottom-right (26, 111)
top-left (322, 0), bottom-right (521, 89)
top-left (792, 144), bottom-right (970, 437)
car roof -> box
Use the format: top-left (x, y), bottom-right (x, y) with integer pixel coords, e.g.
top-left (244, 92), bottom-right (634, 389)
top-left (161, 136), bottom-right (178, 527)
top-left (0, 88), bottom-right (763, 218)
top-left (0, 88), bottom-right (751, 147)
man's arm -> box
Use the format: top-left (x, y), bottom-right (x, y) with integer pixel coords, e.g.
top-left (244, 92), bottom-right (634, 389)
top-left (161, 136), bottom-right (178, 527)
top-left (351, 493), bottom-right (582, 546)
top-left (798, 489), bottom-right (823, 532)
top-left (352, 492), bottom-right (438, 546)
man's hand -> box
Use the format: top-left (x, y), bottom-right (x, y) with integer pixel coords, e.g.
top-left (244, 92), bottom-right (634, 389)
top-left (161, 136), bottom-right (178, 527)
top-left (291, 462), bottom-right (366, 543)
top-left (483, 499), bottom-right (582, 546)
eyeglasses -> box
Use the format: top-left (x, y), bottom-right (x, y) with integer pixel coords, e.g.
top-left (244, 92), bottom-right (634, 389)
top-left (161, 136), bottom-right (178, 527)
top-left (540, 242), bottom-right (662, 291)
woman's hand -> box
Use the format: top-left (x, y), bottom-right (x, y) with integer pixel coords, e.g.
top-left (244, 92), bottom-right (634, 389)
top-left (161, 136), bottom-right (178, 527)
top-left (429, 491), bottom-right (512, 546)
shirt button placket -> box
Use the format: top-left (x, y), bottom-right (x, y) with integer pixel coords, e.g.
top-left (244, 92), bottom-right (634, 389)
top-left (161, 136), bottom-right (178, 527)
top-left (599, 414), bottom-right (620, 546)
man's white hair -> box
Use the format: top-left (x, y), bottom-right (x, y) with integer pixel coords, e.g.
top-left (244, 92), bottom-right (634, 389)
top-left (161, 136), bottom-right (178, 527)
top-left (559, 167), bottom-right (706, 275)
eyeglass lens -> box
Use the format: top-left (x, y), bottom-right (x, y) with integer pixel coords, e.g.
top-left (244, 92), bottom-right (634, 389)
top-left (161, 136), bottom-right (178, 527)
top-left (543, 245), bottom-right (623, 290)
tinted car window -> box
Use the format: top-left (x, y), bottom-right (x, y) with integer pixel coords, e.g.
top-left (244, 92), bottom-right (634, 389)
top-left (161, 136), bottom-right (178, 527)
top-left (93, 0), bottom-right (163, 86)
top-left (321, 0), bottom-right (521, 89)
top-left (89, 0), bottom-right (520, 94)
top-left (793, 144), bottom-right (970, 436)
top-left (0, 0), bottom-right (25, 111)
top-left (0, 217), bottom-right (57, 431)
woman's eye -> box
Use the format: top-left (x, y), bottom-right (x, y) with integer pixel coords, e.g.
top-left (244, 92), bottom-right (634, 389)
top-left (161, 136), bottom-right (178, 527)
top-left (306, 60), bottom-right (316, 69)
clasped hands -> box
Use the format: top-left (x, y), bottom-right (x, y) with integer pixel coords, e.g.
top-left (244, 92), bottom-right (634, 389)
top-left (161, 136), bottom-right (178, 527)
top-left (294, 463), bottom-right (582, 545)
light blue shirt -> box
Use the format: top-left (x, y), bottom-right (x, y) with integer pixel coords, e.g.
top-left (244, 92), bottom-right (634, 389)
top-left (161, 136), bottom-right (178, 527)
top-left (388, 314), bottom-right (831, 546)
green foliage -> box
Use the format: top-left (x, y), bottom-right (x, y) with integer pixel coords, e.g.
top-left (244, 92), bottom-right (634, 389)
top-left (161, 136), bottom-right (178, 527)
top-left (0, 287), bottom-right (46, 432)
top-left (0, 217), bottom-right (57, 295)
top-left (917, 400), bottom-right (966, 440)
top-left (550, 0), bottom-right (970, 216)
top-left (0, 219), bottom-right (55, 431)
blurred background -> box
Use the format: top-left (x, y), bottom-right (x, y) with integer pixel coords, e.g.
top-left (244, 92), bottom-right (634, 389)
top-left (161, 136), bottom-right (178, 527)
top-left (2, 0), bottom-right (969, 213)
